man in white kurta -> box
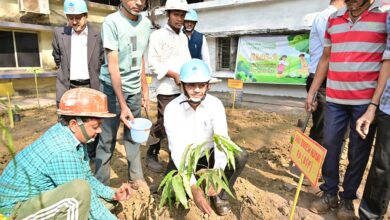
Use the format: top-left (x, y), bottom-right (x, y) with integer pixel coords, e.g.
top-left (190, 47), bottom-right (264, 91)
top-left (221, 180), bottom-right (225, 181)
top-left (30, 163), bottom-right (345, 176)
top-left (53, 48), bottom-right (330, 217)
top-left (146, 0), bottom-right (192, 172)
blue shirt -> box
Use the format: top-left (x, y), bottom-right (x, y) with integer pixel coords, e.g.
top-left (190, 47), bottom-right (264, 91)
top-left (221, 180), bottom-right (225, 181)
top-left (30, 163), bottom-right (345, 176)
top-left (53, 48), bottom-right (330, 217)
top-left (0, 123), bottom-right (116, 220)
top-left (308, 5), bottom-right (337, 74)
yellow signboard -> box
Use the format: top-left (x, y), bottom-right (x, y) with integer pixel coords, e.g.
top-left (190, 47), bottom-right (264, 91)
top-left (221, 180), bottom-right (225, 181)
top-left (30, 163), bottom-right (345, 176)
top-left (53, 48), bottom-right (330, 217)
top-left (290, 129), bottom-right (327, 187)
top-left (227, 79), bottom-right (243, 89)
top-left (0, 82), bottom-right (15, 96)
top-left (146, 76), bottom-right (153, 85)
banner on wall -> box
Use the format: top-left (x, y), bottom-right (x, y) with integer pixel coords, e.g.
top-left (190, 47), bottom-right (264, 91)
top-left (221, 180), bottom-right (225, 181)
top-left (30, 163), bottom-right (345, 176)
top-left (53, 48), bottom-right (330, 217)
top-left (234, 34), bottom-right (310, 85)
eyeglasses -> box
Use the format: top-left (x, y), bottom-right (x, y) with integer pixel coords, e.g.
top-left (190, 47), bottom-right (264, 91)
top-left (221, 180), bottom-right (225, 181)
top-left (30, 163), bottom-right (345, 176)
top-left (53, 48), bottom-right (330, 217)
top-left (184, 82), bottom-right (209, 89)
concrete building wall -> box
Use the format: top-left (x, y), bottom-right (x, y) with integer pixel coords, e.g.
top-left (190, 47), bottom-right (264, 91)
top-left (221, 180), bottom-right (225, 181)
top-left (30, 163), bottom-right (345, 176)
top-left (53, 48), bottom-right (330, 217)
top-left (0, 0), bottom-right (115, 96)
top-left (40, 31), bottom-right (56, 69)
top-left (150, 0), bottom-right (328, 98)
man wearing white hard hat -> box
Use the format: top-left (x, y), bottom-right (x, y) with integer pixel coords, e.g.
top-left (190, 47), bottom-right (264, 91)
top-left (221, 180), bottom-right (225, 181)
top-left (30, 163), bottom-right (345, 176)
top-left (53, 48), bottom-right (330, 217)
top-left (147, 0), bottom-right (192, 173)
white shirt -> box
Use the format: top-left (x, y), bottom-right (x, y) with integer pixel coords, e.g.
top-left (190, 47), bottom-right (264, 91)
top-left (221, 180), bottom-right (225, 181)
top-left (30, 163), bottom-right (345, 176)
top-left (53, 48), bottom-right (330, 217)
top-left (70, 26), bottom-right (89, 80)
top-left (148, 24), bottom-right (192, 95)
top-left (308, 5), bottom-right (337, 74)
top-left (164, 94), bottom-right (228, 185)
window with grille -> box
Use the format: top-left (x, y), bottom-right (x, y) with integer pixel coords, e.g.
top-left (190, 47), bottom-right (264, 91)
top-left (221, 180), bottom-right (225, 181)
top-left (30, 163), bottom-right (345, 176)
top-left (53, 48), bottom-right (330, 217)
top-left (217, 37), bottom-right (238, 71)
top-left (0, 31), bottom-right (40, 68)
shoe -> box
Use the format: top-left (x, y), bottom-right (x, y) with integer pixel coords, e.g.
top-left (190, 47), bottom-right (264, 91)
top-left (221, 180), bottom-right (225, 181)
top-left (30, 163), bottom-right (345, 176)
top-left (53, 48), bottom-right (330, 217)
top-left (211, 195), bottom-right (231, 216)
top-left (146, 154), bottom-right (164, 173)
top-left (336, 198), bottom-right (356, 220)
top-left (309, 192), bottom-right (339, 214)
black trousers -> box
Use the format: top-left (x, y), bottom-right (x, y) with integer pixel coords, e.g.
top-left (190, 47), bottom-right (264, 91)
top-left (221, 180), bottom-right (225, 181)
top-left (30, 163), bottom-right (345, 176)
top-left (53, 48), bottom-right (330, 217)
top-left (359, 110), bottom-right (390, 220)
top-left (165, 148), bottom-right (248, 200)
top-left (306, 74), bottom-right (326, 146)
top-left (147, 94), bottom-right (180, 156)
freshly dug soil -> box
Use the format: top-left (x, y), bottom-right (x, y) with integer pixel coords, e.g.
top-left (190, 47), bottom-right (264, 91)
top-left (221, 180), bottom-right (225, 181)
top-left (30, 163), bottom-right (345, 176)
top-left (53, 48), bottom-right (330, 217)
top-left (1, 103), bottom-right (388, 220)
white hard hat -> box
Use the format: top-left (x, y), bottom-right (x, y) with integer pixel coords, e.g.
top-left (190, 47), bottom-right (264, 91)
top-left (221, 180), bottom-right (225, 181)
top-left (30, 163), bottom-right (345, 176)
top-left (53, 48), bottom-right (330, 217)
top-left (165, 0), bottom-right (189, 12)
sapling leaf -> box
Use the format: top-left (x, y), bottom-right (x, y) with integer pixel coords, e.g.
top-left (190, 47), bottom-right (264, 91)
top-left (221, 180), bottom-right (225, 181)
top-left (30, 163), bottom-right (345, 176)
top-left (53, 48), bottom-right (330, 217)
top-left (159, 135), bottom-right (243, 210)
top-left (172, 175), bottom-right (188, 208)
top-left (217, 134), bottom-right (242, 153)
top-left (192, 144), bottom-right (204, 172)
top-left (205, 148), bottom-right (210, 162)
top-left (167, 183), bottom-right (173, 208)
top-left (159, 184), bottom-right (170, 208)
top-left (195, 172), bottom-right (207, 187)
top-left (227, 150), bottom-right (236, 170)
top-left (158, 170), bottom-right (177, 192)
top-left (218, 169), bottom-right (235, 198)
top-left (181, 173), bottom-right (193, 199)
top-left (180, 144), bottom-right (193, 171)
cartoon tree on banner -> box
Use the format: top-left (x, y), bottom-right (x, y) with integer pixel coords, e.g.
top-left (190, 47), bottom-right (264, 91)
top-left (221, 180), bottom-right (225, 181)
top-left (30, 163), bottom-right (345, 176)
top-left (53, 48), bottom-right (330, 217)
top-left (287, 34), bottom-right (309, 54)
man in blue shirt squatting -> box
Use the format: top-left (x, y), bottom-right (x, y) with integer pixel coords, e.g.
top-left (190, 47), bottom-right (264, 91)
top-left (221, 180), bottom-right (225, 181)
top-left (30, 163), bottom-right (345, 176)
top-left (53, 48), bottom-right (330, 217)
top-left (0, 88), bottom-right (133, 220)
top-left (94, 0), bottom-right (152, 189)
top-left (164, 59), bottom-right (248, 216)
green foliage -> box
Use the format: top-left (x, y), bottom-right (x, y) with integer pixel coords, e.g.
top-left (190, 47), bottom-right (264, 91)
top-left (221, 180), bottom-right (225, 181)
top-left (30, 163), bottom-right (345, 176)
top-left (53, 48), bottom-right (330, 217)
top-left (0, 100), bottom-right (20, 129)
top-left (158, 135), bottom-right (242, 210)
top-left (29, 68), bottom-right (44, 108)
top-left (0, 118), bottom-right (15, 163)
top-left (287, 34), bottom-right (309, 54)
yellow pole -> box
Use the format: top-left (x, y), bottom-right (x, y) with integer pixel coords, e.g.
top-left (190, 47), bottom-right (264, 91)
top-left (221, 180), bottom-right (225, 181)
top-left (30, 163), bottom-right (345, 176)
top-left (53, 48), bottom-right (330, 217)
top-left (289, 173), bottom-right (304, 220)
top-left (232, 89), bottom-right (236, 110)
top-left (7, 92), bottom-right (14, 128)
top-left (34, 72), bottom-right (41, 108)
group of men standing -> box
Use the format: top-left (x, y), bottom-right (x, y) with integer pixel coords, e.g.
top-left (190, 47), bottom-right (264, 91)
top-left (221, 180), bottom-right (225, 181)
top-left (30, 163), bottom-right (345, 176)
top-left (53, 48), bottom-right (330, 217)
top-left (2, 0), bottom-right (390, 219)
top-left (0, 0), bottom-right (248, 219)
top-left (306, 0), bottom-right (390, 219)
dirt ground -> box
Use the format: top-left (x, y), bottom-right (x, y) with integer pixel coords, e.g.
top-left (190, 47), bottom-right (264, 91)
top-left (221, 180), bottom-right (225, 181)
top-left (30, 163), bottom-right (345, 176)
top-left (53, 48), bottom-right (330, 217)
top-left (1, 101), bottom-right (389, 220)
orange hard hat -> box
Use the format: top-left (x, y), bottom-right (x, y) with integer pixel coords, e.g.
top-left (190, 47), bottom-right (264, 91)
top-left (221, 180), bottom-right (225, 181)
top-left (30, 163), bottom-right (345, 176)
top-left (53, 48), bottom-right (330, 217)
top-left (57, 88), bottom-right (115, 118)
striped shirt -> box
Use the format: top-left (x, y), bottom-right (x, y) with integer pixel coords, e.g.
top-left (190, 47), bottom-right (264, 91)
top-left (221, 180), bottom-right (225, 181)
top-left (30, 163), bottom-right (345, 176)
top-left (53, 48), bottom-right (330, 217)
top-left (324, 0), bottom-right (387, 105)
top-left (0, 123), bottom-right (116, 220)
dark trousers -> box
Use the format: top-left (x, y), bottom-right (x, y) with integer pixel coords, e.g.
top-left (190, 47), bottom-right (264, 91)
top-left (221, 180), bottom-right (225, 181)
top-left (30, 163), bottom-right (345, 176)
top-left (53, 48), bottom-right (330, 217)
top-left (165, 149), bottom-right (248, 200)
top-left (320, 102), bottom-right (376, 199)
top-left (359, 110), bottom-right (390, 220)
top-left (305, 74), bottom-right (326, 146)
top-left (147, 94), bottom-right (180, 156)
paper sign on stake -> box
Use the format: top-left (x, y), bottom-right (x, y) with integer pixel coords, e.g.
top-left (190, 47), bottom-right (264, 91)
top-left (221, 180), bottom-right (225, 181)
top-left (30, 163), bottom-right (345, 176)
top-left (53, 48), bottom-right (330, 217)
top-left (289, 129), bottom-right (327, 220)
top-left (290, 129), bottom-right (327, 187)
top-left (227, 79), bottom-right (243, 89)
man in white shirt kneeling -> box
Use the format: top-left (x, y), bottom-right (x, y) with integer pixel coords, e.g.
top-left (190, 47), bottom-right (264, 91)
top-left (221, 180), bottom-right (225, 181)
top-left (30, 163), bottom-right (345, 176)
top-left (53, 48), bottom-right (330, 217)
top-left (163, 59), bottom-right (248, 216)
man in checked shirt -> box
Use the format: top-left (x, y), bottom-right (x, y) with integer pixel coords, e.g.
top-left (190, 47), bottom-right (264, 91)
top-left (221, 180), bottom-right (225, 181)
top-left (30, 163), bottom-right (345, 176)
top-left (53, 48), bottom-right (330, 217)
top-left (0, 88), bottom-right (132, 220)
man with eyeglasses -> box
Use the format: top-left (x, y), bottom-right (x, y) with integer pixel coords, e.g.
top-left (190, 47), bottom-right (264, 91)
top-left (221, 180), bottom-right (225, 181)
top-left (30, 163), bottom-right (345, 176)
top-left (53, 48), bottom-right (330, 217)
top-left (163, 59), bottom-right (248, 216)
top-left (52, 0), bottom-right (103, 160)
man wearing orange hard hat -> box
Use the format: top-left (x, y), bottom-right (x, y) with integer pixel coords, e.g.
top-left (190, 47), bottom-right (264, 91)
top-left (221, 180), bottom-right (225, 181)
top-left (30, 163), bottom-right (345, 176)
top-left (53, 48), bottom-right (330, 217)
top-left (0, 88), bottom-right (133, 220)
